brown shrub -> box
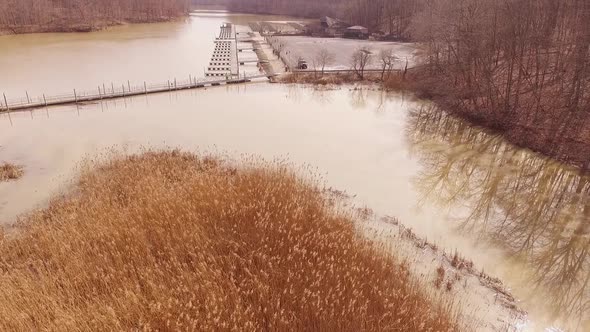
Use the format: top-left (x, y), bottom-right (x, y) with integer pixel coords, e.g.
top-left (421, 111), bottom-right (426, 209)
top-left (0, 151), bottom-right (458, 331)
top-left (435, 265), bottom-right (446, 289)
top-left (446, 281), bottom-right (454, 292)
top-left (450, 251), bottom-right (474, 271)
top-left (382, 73), bottom-right (411, 91)
top-left (0, 162), bottom-right (23, 182)
top-left (279, 72), bottom-right (359, 85)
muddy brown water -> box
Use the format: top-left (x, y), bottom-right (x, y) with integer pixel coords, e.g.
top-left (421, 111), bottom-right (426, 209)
top-left (1, 10), bottom-right (589, 332)
top-left (0, 10), bottom-right (298, 99)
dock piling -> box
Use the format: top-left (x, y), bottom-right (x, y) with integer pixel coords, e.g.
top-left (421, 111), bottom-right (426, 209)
top-left (3, 93), bottom-right (12, 125)
top-left (2, 93), bottom-right (8, 112)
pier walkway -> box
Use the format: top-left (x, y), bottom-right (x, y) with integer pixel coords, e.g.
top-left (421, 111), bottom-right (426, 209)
top-left (1, 75), bottom-right (272, 112)
top-left (206, 24), bottom-right (275, 78)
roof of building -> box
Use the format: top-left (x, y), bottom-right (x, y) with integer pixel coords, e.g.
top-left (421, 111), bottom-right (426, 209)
top-left (347, 26), bottom-right (368, 30)
top-left (320, 16), bottom-right (349, 28)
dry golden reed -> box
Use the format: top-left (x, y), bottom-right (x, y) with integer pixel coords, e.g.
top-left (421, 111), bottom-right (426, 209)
top-left (0, 162), bottom-right (23, 182)
top-left (0, 151), bottom-right (458, 331)
top-left (278, 72), bottom-right (358, 85)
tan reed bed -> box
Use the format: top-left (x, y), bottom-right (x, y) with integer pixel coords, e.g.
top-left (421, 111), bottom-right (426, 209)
top-left (0, 150), bottom-right (458, 331)
top-left (0, 162), bottom-right (23, 182)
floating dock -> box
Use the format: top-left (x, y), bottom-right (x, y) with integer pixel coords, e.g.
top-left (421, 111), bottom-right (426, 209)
top-left (206, 23), bottom-right (236, 78)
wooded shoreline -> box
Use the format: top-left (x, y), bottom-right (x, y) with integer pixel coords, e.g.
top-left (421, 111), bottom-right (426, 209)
top-left (0, 0), bottom-right (190, 35)
top-left (0, 18), bottom-right (182, 35)
top-left (248, 0), bottom-right (589, 170)
top-left (281, 70), bottom-right (590, 170)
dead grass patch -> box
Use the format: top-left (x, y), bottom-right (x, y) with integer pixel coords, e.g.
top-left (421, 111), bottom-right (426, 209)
top-left (0, 150), bottom-right (459, 331)
top-left (381, 73), bottom-right (422, 92)
top-left (435, 265), bottom-right (446, 289)
top-left (279, 72), bottom-right (359, 85)
top-left (0, 162), bottom-right (23, 182)
top-left (279, 71), bottom-right (424, 95)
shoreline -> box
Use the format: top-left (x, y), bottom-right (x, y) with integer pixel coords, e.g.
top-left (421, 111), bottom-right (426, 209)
top-left (366, 218), bottom-right (525, 331)
top-left (277, 71), bottom-right (590, 171)
top-left (0, 15), bottom-right (188, 36)
top-left (335, 191), bottom-right (527, 331)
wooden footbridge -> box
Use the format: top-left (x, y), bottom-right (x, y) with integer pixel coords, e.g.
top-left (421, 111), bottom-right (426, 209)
top-left (0, 74), bottom-right (273, 112)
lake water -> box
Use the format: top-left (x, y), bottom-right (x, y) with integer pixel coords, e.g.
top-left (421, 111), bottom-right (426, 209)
top-left (0, 10), bottom-right (296, 99)
top-left (1, 10), bottom-right (589, 332)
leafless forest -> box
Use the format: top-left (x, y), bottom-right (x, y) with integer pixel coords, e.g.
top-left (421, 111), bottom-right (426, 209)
top-left (215, 0), bottom-right (590, 167)
top-left (210, 0), bottom-right (430, 39)
top-left (0, 0), bottom-right (190, 33)
top-left (414, 0), bottom-right (590, 169)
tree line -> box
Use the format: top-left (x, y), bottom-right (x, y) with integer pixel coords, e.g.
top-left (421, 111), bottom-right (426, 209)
top-left (207, 0), bottom-right (422, 39)
top-left (414, 0), bottom-right (590, 168)
top-left (0, 0), bottom-right (190, 33)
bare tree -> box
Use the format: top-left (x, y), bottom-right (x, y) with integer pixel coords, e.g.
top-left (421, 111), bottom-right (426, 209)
top-left (379, 48), bottom-right (397, 80)
top-left (275, 41), bottom-right (286, 56)
top-left (313, 47), bottom-right (336, 77)
top-left (351, 47), bottom-right (372, 79)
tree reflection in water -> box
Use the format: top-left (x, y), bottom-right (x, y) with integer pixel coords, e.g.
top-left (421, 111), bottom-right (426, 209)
top-left (407, 105), bottom-right (590, 329)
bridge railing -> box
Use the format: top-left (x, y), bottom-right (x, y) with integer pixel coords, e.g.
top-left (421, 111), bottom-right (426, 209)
top-left (1, 74), bottom-right (270, 112)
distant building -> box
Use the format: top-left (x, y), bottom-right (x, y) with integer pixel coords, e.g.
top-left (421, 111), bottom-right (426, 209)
top-left (320, 17), bottom-right (344, 29)
top-left (344, 26), bottom-right (369, 39)
top-left (305, 16), bottom-right (351, 37)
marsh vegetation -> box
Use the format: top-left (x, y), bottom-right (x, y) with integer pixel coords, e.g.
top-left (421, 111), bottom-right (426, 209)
top-left (0, 163), bottom-right (23, 182)
top-left (0, 151), bottom-right (458, 331)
